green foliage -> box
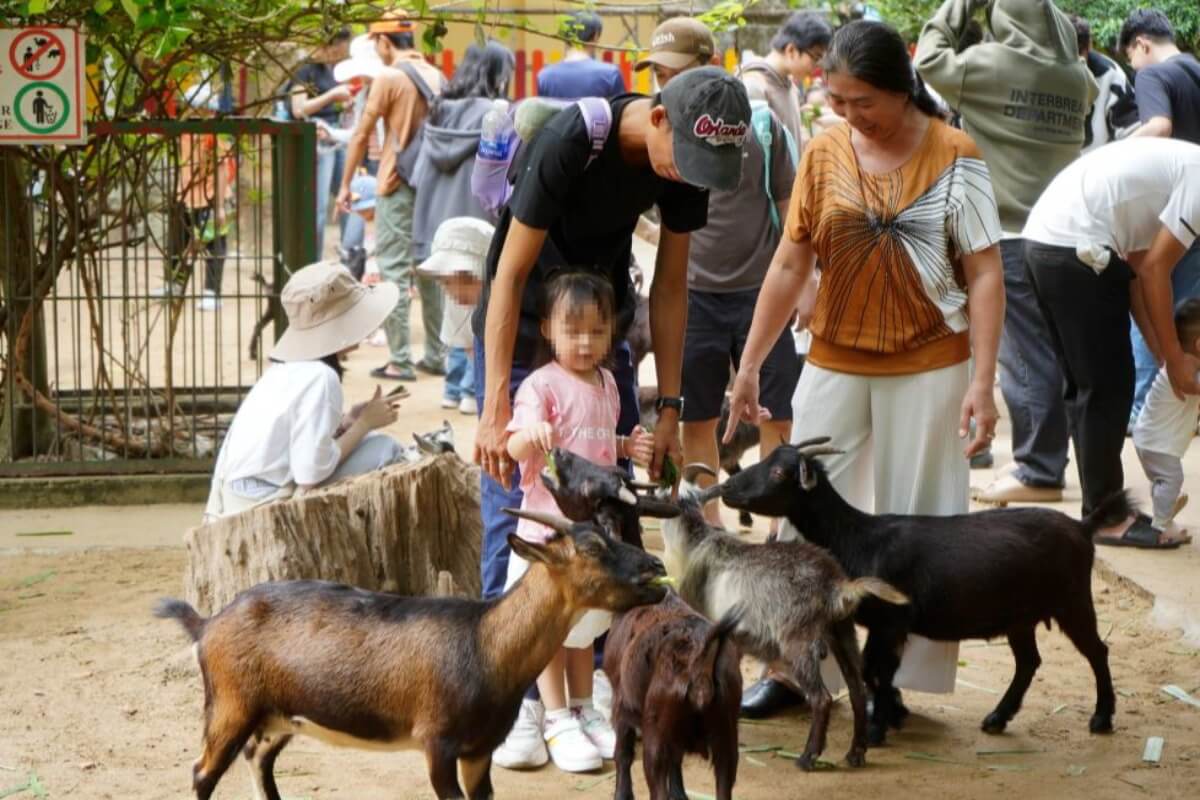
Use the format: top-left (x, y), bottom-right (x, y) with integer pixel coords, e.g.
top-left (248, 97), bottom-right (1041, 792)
top-left (699, 0), bottom-right (758, 35)
top-left (868, 0), bottom-right (1200, 53)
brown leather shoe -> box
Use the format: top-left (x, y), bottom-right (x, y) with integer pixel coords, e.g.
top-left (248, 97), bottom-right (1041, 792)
top-left (971, 474), bottom-right (1063, 506)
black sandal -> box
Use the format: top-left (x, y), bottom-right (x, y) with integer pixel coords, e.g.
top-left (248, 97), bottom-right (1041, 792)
top-left (1095, 515), bottom-right (1184, 550)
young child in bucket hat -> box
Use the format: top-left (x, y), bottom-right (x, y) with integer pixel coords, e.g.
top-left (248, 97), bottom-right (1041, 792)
top-left (418, 217), bottom-right (494, 415)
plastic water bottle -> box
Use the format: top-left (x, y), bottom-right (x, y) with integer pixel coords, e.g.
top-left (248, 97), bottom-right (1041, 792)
top-left (478, 99), bottom-right (513, 160)
top-left (472, 99), bottom-right (516, 215)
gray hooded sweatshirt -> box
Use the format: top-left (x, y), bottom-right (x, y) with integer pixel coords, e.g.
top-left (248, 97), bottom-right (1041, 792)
top-left (411, 96), bottom-right (493, 261)
top-left (916, 0), bottom-right (1097, 234)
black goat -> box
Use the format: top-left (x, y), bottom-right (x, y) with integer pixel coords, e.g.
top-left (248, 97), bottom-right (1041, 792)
top-left (719, 439), bottom-right (1127, 744)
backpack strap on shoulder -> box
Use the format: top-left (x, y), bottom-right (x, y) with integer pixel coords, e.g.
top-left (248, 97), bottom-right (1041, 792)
top-left (576, 97), bottom-right (613, 167)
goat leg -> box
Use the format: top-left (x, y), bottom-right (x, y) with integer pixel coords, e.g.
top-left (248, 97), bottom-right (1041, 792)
top-left (982, 627), bottom-right (1041, 734)
top-left (862, 628), bottom-right (904, 746)
top-left (1057, 602), bottom-right (1116, 734)
top-left (460, 754), bottom-right (494, 800)
top-left (829, 619), bottom-right (868, 767)
top-left (785, 639), bottom-right (831, 771)
top-left (425, 739), bottom-right (466, 799)
top-left (243, 731), bottom-right (292, 800)
top-left (613, 719), bottom-right (637, 800)
top-left (192, 709), bottom-right (257, 800)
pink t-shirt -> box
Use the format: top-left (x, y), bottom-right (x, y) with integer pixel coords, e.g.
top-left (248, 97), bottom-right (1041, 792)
top-left (508, 361), bottom-right (621, 543)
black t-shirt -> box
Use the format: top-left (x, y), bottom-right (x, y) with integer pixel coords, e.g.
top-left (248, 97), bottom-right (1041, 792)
top-left (472, 94), bottom-right (708, 365)
top-left (1135, 54), bottom-right (1200, 145)
top-left (291, 63), bottom-right (340, 124)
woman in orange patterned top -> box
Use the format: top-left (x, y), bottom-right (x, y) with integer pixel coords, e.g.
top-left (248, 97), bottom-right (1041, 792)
top-left (728, 21), bottom-right (1005, 703)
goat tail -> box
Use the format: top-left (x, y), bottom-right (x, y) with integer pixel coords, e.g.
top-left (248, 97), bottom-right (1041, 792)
top-left (689, 606), bottom-right (744, 710)
top-left (153, 597), bottom-right (207, 642)
top-left (1081, 490), bottom-right (1137, 539)
top-left (835, 578), bottom-right (910, 618)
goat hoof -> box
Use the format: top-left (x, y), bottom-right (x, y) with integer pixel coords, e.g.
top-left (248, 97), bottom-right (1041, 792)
top-left (1089, 714), bottom-right (1114, 734)
top-left (866, 723), bottom-right (888, 747)
top-left (739, 511), bottom-right (754, 529)
top-left (794, 753), bottom-right (818, 772)
top-left (981, 713), bottom-right (1008, 734)
top-left (845, 749), bottom-right (866, 768)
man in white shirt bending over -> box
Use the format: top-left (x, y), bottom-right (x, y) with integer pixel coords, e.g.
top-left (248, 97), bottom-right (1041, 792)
top-left (1022, 137), bottom-right (1200, 549)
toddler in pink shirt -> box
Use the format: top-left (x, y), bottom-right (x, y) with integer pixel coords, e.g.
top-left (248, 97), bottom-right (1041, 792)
top-left (503, 272), bottom-right (653, 772)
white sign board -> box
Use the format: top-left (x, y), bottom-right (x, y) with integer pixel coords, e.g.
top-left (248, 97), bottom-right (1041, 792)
top-left (0, 27), bottom-right (87, 145)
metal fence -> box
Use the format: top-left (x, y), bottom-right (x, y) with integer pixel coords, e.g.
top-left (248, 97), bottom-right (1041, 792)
top-left (0, 119), bottom-right (317, 475)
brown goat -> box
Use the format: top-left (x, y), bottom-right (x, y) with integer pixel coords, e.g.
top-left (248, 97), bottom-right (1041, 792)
top-left (606, 593), bottom-right (743, 800)
top-left (154, 509), bottom-right (668, 800)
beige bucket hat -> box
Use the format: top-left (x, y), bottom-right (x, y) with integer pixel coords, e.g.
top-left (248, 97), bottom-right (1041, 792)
top-left (270, 261), bottom-right (399, 362)
top-left (417, 217), bottom-right (494, 280)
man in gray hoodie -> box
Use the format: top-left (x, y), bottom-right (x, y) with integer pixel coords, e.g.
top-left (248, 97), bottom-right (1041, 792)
top-left (917, 0), bottom-right (1096, 506)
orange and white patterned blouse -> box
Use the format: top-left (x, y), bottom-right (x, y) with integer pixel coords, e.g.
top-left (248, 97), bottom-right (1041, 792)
top-left (787, 119), bottom-right (1002, 376)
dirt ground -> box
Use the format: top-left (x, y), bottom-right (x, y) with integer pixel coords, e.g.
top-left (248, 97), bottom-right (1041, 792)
top-left (3, 289), bottom-right (1200, 798)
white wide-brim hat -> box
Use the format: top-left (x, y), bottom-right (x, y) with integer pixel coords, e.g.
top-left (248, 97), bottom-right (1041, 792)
top-left (334, 35), bottom-right (385, 82)
top-left (270, 261), bottom-right (399, 362)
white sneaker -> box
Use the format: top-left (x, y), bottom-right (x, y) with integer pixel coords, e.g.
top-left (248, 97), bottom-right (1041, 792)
top-left (196, 290), bottom-right (222, 311)
top-left (493, 699), bottom-right (548, 770)
top-left (544, 712), bottom-right (602, 772)
top-left (458, 395), bottom-right (477, 416)
top-left (592, 670), bottom-right (613, 722)
top-left (441, 397), bottom-right (459, 410)
top-left (574, 706), bottom-right (616, 759)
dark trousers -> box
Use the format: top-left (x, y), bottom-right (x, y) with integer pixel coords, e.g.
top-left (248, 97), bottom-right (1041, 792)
top-left (997, 238), bottom-right (1069, 487)
top-left (1025, 242), bottom-right (1134, 515)
top-left (169, 205), bottom-right (228, 295)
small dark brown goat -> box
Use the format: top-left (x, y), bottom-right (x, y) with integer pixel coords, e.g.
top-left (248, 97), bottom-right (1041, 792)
top-left (154, 509), bottom-right (668, 800)
top-left (605, 594), bottom-right (743, 800)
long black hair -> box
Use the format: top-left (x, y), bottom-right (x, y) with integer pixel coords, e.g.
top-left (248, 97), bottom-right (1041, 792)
top-left (821, 20), bottom-right (942, 117)
top-left (435, 41), bottom-right (515, 112)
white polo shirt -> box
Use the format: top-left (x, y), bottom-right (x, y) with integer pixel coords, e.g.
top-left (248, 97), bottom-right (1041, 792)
top-left (1023, 138), bottom-right (1200, 270)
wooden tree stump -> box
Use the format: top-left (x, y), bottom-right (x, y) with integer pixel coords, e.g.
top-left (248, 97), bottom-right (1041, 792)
top-left (184, 453), bottom-right (482, 614)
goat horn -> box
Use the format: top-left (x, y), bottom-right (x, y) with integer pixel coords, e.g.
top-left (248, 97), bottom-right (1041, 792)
top-left (626, 480), bottom-right (660, 492)
top-left (695, 484), bottom-right (722, 504)
top-left (800, 445), bottom-right (844, 459)
top-left (792, 436), bottom-right (832, 450)
top-left (502, 507), bottom-right (572, 534)
top-left (681, 463), bottom-right (719, 482)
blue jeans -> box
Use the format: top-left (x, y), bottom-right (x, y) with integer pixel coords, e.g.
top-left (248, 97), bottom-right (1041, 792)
top-left (444, 347), bottom-right (474, 402)
top-left (1131, 242), bottom-right (1200, 420)
top-left (475, 338), bottom-right (639, 601)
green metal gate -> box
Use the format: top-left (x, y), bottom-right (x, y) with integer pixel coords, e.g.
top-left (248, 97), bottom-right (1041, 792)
top-left (0, 119), bottom-right (318, 476)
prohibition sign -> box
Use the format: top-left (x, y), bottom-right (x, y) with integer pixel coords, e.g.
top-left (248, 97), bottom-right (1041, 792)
top-left (14, 82), bottom-right (69, 134)
top-left (9, 29), bottom-right (66, 80)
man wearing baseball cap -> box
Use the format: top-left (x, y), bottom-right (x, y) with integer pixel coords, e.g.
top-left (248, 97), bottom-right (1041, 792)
top-left (637, 15), bottom-right (804, 722)
top-left (473, 61), bottom-right (750, 770)
top-left (336, 10), bottom-right (446, 383)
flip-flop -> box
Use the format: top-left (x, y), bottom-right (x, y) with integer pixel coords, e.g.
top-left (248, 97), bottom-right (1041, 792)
top-left (370, 365), bottom-right (415, 381)
top-left (1096, 515), bottom-right (1184, 549)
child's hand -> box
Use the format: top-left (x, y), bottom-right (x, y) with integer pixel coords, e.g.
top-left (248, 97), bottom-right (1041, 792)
top-left (525, 421), bottom-right (555, 454)
top-left (625, 425), bottom-right (655, 465)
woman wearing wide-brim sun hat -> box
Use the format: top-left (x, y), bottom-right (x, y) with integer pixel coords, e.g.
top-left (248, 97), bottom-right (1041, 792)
top-left (203, 261), bottom-right (408, 521)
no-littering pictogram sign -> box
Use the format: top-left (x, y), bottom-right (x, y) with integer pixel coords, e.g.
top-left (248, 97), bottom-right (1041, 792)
top-left (0, 27), bottom-right (86, 145)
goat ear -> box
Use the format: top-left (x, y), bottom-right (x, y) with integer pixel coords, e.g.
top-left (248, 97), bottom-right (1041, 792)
top-left (635, 496), bottom-right (682, 519)
top-left (507, 533), bottom-right (556, 565)
top-left (798, 458), bottom-right (817, 491)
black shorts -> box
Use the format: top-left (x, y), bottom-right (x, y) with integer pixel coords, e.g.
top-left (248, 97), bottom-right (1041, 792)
top-left (681, 288), bottom-right (800, 422)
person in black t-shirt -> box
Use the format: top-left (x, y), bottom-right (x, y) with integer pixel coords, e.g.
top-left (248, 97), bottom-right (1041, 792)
top-left (289, 28), bottom-right (353, 257)
top-left (1119, 10), bottom-right (1200, 144)
top-left (471, 65), bottom-right (750, 584)
top-left (1119, 9), bottom-right (1200, 425)
top-left (476, 67), bottom-right (750, 771)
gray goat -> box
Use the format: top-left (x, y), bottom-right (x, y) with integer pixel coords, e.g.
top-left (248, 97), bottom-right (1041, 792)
top-left (662, 466), bottom-right (909, 770)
